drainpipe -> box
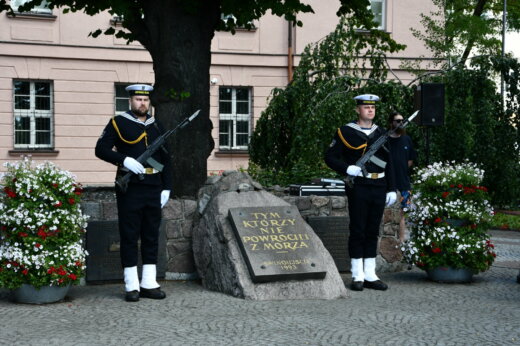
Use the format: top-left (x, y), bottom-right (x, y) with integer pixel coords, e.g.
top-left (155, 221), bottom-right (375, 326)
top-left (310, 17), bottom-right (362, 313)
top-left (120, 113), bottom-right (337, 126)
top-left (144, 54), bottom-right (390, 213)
top-left (288, 20), bottom-right (294, 83)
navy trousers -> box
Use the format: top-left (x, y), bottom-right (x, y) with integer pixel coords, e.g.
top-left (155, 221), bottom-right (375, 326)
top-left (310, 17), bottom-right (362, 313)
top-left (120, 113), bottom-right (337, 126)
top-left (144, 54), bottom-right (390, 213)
top-left (346, 184), bottom-right (386, 259)
top-left (116, 183), bottom-right (162, 268)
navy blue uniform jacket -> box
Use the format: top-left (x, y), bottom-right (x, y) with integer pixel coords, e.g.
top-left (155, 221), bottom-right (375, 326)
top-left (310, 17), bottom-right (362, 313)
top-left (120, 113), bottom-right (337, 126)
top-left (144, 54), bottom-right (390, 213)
top-left (325, 122), bottom-right (396, 192)
top-left (95, 111), bottom-right (173, 190)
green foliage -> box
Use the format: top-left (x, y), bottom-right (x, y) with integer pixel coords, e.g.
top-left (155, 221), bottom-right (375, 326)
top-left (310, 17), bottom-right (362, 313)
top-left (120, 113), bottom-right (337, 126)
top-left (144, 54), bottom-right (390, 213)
top-left (411, 56), bottom-right (520, 208)
top-left (409, 0), bottom-right (520, 68)
top-left (491, 213), bottom-right (520, 230)
top-left (249, 17), bottom-right (519, 208)
top-left (249, 17), bottom-right (407, 185)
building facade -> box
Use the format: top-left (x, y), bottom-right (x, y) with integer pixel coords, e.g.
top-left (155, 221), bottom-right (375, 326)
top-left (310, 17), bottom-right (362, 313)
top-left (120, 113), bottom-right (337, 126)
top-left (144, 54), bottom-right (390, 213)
top-left (0, 0), bottom-right (437, 185)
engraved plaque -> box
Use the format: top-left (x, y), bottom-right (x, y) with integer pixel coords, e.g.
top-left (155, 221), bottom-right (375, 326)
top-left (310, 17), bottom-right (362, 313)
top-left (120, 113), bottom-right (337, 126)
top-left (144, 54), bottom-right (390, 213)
top-left (228, 206), bottom-right (327, 283)
top-left (86, 221), bottom-right (166, 283)
top-left (307, 216), bottom-right (349, 272)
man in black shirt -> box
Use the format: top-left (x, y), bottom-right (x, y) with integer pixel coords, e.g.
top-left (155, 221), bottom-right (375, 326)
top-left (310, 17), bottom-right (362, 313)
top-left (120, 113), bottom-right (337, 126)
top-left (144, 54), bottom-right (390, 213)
top-left (325, 94), bottom-right (397, 291)
top-left (96, 84), bottom-right (172, 302)
top-left (387, 112), bottom-right (417, 242)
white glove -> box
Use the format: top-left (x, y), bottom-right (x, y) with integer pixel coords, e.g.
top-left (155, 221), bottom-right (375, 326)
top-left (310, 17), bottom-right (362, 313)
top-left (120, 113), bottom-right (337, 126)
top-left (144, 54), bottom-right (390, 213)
top-left (385, 191), bottom-right (397, 207)
top-left (346, 165), bottom-right (362, 177)
top-left (123, 157), bottom-right (145, 174)
top-left (160, 190), bottom-right (170, 208)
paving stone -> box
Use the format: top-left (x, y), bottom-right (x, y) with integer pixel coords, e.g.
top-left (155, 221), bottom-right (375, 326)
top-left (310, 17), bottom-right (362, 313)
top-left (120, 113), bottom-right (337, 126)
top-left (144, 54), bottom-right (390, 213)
top-left (0, 231), bottom-right (519, 345)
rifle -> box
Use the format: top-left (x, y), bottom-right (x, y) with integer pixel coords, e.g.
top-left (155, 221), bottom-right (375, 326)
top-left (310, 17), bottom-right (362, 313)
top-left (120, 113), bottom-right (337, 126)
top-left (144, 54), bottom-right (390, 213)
top-left (345, 110), bottom-right (419, 188)
top-left (116, 109), bottom-right (200, 193)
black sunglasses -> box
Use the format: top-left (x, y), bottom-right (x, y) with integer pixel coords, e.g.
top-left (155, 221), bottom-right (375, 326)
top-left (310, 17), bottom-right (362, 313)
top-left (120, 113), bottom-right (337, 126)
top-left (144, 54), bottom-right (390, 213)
top-left (393, 119), bottom-right (403, 123)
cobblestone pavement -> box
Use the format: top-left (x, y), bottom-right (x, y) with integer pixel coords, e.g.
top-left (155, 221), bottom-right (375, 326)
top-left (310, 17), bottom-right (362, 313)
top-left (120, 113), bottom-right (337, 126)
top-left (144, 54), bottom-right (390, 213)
top-left (1, 231), bottom-right (519, 346)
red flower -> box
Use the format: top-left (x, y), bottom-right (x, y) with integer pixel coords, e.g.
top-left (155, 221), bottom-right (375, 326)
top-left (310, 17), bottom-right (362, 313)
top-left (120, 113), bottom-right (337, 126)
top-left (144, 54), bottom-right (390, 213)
top-left (58, 278), bottom-right (64, 284)
top-left (74, 187), bottom-right (83, 195)
top-left (68, 273), bottom-right (77, 280)
top-left (432, 247), bottom-right (442, 254)
top-left (449, 184), bottom-right (455, 188)
top-left (52, 183), bottom-right (59, 188)
top-left (75, 261), bottom-right (82, 267)
top-left (4, 187), bottom-right (16, 198)
top-left (37, 229), bottom-right (47, 240)
top-left (57, 268), bottom-right (66, 276)
top-left (68, 198), bottom-right (76, 205)
top-left (54, 201), bottom-right (62, 208)
top-left (47, 266), bottom-right (56, 274)
top-left (35, 243), bottom-right (41, 248)
top-left (22, 269), bottom-right (29, 275)
top-left (18, 232), bottom-right (28, 237)
top-left (434, 217), bottom-right (442, 223)
top-left (441, 191), bottom-right (450, 198)
top-left (457, 184), bottom-right (463, 188)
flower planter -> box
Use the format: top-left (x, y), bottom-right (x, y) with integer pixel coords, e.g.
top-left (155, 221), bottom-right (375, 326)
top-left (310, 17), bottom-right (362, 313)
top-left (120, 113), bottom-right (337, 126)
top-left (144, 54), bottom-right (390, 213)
top-left (426, 267), bottom-right (474, 283)
top-left (11, 284), bottom-right (71, 304)
top-left (445, 218), bottom-right (468, 227)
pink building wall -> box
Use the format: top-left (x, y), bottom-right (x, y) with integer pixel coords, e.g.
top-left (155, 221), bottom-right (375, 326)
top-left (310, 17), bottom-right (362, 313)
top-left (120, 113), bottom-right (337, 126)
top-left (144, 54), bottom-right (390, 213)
top-left (0, 0), bottom-right (437, 186)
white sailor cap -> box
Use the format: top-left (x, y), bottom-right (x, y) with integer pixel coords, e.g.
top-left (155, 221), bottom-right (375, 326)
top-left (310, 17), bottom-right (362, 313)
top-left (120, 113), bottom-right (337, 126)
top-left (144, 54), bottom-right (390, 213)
top-left (354, 94), bottom-right (380, 105)
top-left (125, 84), bottom-right (153, 97)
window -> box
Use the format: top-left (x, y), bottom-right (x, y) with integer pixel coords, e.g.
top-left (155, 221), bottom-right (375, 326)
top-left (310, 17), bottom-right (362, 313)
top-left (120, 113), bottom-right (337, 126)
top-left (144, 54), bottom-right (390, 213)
top-left (220, 13), bottom-right (256, 30)
top-left (115, 84), bottom-right (130, 115)
top-left (11, 0), bottom-right (52, 14)
top-left (370, 0), bottom-right (386, 30)
top-left (219, 87), bottom-right (252, 150)
top-left (13, 80), bottom-right (53, 149)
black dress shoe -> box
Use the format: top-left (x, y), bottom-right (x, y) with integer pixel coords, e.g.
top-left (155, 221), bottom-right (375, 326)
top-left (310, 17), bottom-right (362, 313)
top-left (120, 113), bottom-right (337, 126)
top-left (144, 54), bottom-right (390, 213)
top-left (140, 287), bottom-right (166, 299)
top-left (363, 280), bottom-right (388, 291)
top-left (350, 280), bottom-right (364, 291)
top-left (125, 290), bottom-right (140, 302)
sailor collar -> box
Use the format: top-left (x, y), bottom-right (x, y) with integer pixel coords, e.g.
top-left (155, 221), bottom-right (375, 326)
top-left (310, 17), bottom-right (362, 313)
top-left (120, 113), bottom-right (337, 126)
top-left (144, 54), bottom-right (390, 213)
top-left (346, 122), bottom-right (378, 136)
top-left (119, 111), bottom-right (156, 126)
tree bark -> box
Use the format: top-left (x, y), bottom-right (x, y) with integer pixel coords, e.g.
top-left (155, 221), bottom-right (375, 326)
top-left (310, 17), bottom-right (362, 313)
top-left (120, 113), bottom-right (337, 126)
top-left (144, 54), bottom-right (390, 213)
top-left (460, 0), bottom-right (489, 65)
top-left (133, 1), bottom-right (219, 197)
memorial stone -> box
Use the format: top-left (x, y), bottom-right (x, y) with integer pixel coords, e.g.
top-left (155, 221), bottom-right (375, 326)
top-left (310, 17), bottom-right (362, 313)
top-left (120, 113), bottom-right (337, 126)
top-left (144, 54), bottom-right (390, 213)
top-left (193, 171), bottom-right (348, 300)
top-left (229, 206), bottom-right (326, 283)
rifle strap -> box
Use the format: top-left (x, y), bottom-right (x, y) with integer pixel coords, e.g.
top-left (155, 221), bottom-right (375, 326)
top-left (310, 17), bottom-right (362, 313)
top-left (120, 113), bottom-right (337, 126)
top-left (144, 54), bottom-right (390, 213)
top-left (369, 155), bottom-right (387, 169)
top-left (111, 117), bottom-right (148, 146)
top-left (337, 128), bottom-right (367, 155)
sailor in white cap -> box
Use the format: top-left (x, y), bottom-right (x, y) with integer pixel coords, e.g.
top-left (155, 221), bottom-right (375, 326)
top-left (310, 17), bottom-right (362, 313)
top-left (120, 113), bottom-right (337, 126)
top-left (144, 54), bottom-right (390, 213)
top-left (325, 93), bottom-right (397, 292)
top-left (95, 83), bottom-right (172, 302)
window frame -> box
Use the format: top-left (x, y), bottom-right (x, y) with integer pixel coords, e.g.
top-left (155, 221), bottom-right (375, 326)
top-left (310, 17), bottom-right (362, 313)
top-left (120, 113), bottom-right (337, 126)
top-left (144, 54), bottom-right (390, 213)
top-left (12, 80), bottom-right (54, 150)
top-left (218, 86), bottom-right (252, 151)
top-left (115, 83), bottom-right (131, 116)
top-left (370, 0), bottom-right (386, 31)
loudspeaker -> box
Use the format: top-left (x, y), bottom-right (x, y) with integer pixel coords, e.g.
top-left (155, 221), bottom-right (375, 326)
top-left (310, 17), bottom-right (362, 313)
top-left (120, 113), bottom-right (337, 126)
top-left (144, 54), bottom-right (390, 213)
top-left (413, 83), bottom-right (445, 126)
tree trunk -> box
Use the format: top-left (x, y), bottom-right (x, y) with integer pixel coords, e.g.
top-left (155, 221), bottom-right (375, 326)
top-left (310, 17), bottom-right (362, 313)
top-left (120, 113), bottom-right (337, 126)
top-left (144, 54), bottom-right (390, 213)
top-left (138, 1), bottom-right (219, 197)
top-left (460, 0), bottom-right (489, 65)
